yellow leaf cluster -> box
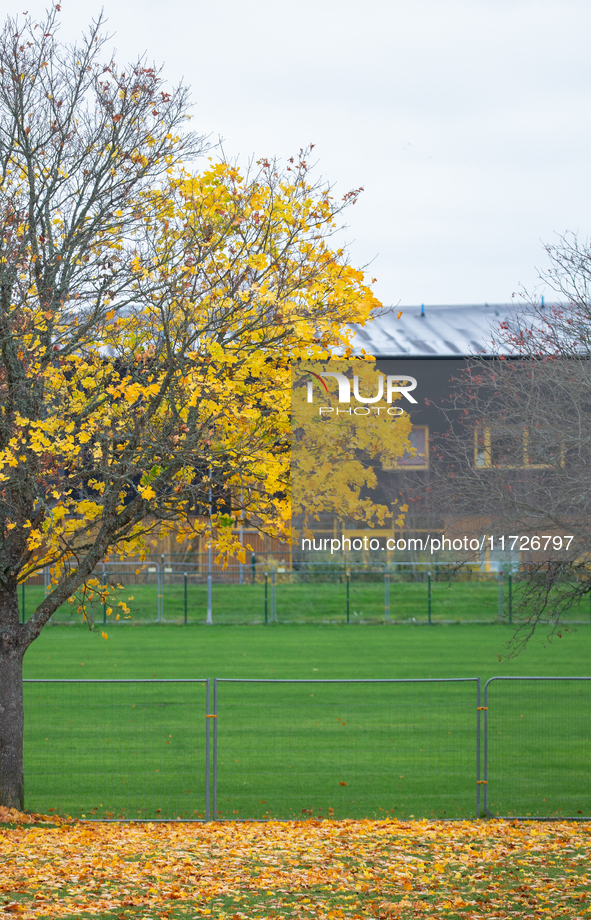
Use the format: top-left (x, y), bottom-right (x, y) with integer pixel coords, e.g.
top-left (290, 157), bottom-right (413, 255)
top-left (0, 152), bottom-right (392, 624)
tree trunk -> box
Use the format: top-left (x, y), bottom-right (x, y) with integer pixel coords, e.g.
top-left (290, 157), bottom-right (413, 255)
top-left (0, 586), bottom-right (25, 811)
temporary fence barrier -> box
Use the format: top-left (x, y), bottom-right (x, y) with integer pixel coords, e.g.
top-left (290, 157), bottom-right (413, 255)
top-left (22, 675), bottom-right (591, 820)
top-left (23, 679), bottom-right (210, 821)
top-left (211, 678), bottom-right (482, 820)
top-left (483, 676), bottom-right (591, 820)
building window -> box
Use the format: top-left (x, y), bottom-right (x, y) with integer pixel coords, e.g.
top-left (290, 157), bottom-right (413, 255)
top-left (474, 425), bottom-right (562, 469)
top-left (474, 426), bottom-right (491, 467)
top-left (385, 426), bottom-right (429, 470)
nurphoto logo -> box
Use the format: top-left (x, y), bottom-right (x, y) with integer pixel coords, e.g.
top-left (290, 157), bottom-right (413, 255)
top-left (304, 370), bottom-right (417, 416)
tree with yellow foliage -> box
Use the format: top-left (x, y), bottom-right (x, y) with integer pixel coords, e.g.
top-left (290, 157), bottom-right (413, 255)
top-left (291, 359), bottom-right (412, 538)
top-left (0, 7), bottom-right (395, 809)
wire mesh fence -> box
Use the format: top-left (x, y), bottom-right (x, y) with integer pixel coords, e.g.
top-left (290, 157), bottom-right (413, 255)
top-left (21, 559), bottom-right (591, 626)
top-left (212, 678), bottom-right (481, 820)
top-left (483, 677), bottom-right (591, 819)
top-left (23, 679), bottom-right (210, 821)
top-left (21, 675), bottom-right (591, 821)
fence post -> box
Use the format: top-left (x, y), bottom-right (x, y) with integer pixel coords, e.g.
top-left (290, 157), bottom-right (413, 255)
top-left (184, 572), bottom-right (188, 625)
top-left (205, 679), bottom-right (210, 821)
top-left (508, 573), bottom-right (512, 624)
top-left (212, 678), bottom-right (218, 820)
top-left (158, 554), bottom-right (165, 623)
top-left (476, 677), bottom-right (481, 818)
top-left (384, 567), bottom-right (391, 622)
top-left (251, 552), bottom-right (256, 584)
top-left (206, 542), bottom-right (213, 625)
top-left (264, 573), bottom-right (268, 624)
top-left (271, 569), bottom-right (277, 622)
top-left (498, 568), bottom-right (504, 621)
top-left (346, 570), bottom-right (350, 624)
top-left (102, 562), bottom-right (107, 625)
top-left (427, 572), bottom-right (432, 624)
top-left (483, 679), bottom-right (490, 816)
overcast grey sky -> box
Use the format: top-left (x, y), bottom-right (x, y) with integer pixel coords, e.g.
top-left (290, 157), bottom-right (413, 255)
top-left (18, 0), bottom-right (591, 305)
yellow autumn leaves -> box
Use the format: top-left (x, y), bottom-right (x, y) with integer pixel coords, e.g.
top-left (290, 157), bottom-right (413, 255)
top-left (0, 818), bottom-right (589, 918)
top-left (1, 153), bottom-right (389, 627)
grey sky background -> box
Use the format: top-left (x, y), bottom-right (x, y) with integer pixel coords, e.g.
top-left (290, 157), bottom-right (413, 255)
top-left (18, 0), bottom-right (591, 305)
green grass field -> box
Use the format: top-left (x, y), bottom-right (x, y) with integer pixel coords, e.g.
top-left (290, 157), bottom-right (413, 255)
top-left (21, 622), bottom-right (591, 822)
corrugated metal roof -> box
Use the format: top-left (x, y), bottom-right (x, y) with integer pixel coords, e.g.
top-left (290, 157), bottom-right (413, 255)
top-left (348, 303), bottom-right (515, 357)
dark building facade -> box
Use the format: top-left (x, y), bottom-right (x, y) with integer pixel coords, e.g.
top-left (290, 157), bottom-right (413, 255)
top-left (293, 304), bottom-right (515, 568)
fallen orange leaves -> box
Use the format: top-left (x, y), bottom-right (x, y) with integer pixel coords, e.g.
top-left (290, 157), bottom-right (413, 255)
top-left (0, 817), bottom-right (589, 918)
top-left (0, 809), bottom-right (54, 827)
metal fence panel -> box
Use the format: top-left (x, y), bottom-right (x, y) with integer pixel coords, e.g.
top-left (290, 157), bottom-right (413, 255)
top-left (213, 678), bottom-right (481, 820)
top-left (484, 677), bottom-right (591, 819)
top-left (23, 679), bottom-right (210, 820)
top-left (161, 567), bottom-right (267, 624)
top-left (18, 559), bottom-right (591, 625)
top-left (22, 674), bottom-right (591, 822)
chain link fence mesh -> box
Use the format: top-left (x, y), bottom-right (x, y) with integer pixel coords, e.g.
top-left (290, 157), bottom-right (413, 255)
top-left (21, 675), bottom-right (591, 821)
top-left (212, 678), bottom-right (479, 820)
top-left (23, 679), bottom-right (209, 820)
top-left (484, 677), bottom-right (591, 819)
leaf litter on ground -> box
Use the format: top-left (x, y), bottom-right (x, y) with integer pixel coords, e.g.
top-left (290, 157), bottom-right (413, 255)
top-left (0, 815), bottom-right (590, 918)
